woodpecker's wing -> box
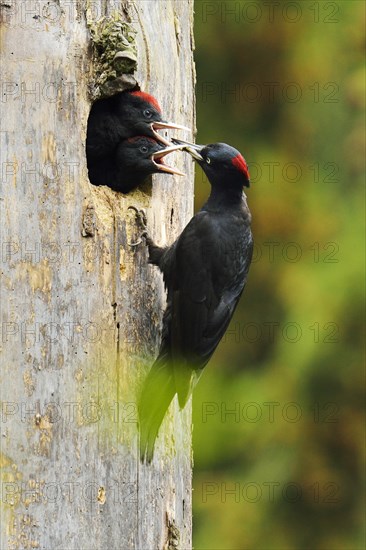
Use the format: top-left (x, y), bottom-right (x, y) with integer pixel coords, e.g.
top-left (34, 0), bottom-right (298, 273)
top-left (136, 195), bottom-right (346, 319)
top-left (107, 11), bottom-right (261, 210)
top-left (169, 210), bottom-right (253, 407)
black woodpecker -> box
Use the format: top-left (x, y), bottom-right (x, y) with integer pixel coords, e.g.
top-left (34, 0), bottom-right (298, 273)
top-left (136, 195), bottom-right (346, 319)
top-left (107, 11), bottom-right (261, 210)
top-left (138, 140), bottom-right (254, 461)
top-left (87, 136), bottom-right (185, 193)
top-left (86, 91), bottom-right (188, 188)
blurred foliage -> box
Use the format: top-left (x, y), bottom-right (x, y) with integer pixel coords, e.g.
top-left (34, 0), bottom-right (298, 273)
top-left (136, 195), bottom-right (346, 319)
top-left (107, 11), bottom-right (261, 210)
top-left (192, 1), bottom-right (365, 549)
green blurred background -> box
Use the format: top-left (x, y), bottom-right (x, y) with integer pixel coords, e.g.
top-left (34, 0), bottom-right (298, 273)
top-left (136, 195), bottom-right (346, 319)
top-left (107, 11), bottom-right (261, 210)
top-left (191, 1), bottom-right (365, 548)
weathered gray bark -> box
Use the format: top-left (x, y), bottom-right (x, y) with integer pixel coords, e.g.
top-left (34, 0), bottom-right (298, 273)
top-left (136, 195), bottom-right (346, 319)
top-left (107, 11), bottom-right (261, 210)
top-left (0, 1), bottom-right (195, 548)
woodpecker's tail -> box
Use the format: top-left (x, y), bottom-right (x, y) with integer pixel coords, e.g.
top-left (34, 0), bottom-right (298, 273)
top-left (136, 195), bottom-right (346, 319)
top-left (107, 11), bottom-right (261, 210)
top-left (138, 355), bottom-right (176, 463)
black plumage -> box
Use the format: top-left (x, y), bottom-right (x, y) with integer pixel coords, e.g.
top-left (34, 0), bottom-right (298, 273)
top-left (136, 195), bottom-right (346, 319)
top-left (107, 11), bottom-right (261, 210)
top-left (139, 141), bottom-right (254, 461)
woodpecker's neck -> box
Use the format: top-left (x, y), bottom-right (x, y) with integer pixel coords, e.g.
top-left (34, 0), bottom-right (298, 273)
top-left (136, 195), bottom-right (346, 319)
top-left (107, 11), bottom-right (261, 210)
top-left (204, 182), bottom-right (244, 210)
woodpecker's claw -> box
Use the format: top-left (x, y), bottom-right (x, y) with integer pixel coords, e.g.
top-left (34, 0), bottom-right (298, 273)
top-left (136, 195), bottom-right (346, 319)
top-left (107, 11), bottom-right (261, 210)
top-left (129, 232), bottom-right (147, 247)
top-left (128, 206), bottom-right (148, 247)
top-left (128, 205), bottom-right (147, 227)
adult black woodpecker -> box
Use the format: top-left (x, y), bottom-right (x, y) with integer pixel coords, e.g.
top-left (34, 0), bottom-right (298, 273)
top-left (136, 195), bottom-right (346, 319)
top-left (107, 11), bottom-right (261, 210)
top-left (138, 140), bottom-right (254, 462)
top-left (86, 91), bottom-right (188, 187)
top-left (88, 136), bottom-right (185, 193)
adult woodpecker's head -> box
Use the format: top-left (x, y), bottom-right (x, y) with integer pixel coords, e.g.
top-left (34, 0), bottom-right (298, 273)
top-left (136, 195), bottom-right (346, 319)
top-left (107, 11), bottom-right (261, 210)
top-left (113, 91), bottom-right (189, 146)
top-left (172, 139), bottom-right (250, 188)
top-left (116, 136), bottom-right (186, 179)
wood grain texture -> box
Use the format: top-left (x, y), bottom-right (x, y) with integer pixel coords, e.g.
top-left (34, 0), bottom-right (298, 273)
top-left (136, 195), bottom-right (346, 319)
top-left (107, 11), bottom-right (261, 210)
top-left (0, 1), bottom-right (195, 548)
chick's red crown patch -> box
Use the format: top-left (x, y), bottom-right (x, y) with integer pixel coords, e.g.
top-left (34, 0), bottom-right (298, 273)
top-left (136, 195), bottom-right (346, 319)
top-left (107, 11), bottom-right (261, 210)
top-left (126, 136), bottom-right (158, 144)
top-left (130, 91), bottom-right (162, 113)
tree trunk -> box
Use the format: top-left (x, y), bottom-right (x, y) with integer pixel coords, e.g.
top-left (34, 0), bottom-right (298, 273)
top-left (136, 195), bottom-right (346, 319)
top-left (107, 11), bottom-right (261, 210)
top-left (0, 1), bottom-right (195, 548)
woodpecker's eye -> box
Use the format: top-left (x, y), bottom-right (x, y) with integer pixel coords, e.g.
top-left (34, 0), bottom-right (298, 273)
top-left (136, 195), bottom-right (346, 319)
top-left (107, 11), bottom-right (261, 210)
top-left (206, 157), bottom-right (211, 164)
top-left (144, 109), bottom-right (153, 118)
top-left (140, 146), bottom-right (149, 154)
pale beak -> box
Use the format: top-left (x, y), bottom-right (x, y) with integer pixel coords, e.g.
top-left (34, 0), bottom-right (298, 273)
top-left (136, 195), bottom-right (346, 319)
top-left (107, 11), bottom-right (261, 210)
top-left (151, 144), bottom-right (186, 176)
top-left (151, 122), bottom-right (191, 146)
top-left (171, 138), bottom-right (204, 161)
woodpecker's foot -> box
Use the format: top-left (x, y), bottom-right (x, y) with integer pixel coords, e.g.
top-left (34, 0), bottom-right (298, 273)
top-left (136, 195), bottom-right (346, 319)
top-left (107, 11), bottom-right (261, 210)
top-left (128, 206), bottom-right (148, 247)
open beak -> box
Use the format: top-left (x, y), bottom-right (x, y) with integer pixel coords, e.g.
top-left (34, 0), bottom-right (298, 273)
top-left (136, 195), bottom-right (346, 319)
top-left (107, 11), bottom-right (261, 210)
top-left (151, 121), bottom-right (191, 146)
top-left (151, 144), bottom-right (186, 176)
top-left (171, 138), bottom-right (204, 161)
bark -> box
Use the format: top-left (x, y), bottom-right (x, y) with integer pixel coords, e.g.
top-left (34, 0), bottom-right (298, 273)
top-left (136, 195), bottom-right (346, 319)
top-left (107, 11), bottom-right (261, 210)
top-left (0, 1), bottom-right (195, 548)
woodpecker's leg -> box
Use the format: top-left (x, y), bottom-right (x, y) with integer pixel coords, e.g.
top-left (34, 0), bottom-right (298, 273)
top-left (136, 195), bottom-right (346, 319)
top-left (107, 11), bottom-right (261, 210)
top-left (128, 206), bottom-right (148, 247)
top-left (127, 206), bottom-right (167, 266)
top-left (147, 239), bottom-right (167, 266)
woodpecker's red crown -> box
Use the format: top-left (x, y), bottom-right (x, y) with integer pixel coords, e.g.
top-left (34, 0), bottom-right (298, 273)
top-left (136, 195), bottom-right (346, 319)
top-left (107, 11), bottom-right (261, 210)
top-left (130, 91), bottom-right (162, 113)
top-left (231, 153), bottom-right (250, 181)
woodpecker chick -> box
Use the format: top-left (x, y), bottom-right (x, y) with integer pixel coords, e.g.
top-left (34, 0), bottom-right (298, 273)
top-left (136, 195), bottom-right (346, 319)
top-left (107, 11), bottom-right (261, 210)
top-left (89, 136), bottom-right (185, 193)
top-left (139, 140), bottom-right (253, 461)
